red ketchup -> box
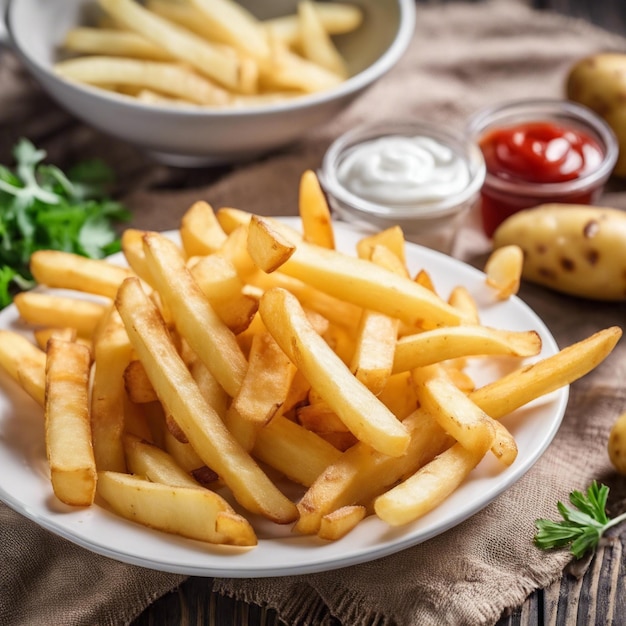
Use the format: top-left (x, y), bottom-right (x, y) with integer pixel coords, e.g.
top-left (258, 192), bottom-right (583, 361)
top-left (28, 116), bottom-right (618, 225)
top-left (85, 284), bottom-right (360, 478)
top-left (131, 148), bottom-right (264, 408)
top-left (478, 121), bottom-right (605, 237)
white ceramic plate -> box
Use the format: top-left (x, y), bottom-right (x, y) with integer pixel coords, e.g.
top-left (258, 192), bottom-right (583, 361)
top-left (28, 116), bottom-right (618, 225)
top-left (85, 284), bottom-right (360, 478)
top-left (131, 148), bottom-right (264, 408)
top-left (0, 218), bottom-right (567, 577)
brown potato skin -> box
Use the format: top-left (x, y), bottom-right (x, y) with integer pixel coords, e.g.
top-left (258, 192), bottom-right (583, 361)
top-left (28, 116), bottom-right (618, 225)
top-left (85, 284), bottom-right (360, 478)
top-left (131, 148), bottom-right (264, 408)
top-left (492, 203), bottom-right (626, 301)
top-left (609, 411), bottom-right (626, 475)
top-left (566, 53), bottom-right (626, 176)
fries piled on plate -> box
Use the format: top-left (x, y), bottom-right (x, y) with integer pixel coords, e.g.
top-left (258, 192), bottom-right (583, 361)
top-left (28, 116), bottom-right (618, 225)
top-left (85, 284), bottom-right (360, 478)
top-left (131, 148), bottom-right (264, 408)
top-left (0, 169), bottom-right (621, 548)
top-left (54, 0), bottom-right (363, 107)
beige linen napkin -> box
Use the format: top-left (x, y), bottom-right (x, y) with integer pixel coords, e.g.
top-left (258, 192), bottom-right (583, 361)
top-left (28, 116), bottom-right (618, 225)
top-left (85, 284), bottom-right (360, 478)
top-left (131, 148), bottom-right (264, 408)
top-left (2, 2), bottom-right (626, 626)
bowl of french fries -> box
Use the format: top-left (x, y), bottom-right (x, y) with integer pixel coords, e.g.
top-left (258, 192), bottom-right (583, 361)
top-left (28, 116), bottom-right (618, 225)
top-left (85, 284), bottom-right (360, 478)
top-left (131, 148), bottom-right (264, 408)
top-left (5, 0), bottom-right (415, 166)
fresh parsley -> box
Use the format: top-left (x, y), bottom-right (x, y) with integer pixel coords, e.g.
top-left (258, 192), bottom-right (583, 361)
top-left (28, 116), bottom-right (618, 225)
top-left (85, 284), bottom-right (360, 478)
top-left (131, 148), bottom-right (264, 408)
top-left (0, 138), bottom-right (130, 308)
top-left (534, 481), bottom-right (626, 558)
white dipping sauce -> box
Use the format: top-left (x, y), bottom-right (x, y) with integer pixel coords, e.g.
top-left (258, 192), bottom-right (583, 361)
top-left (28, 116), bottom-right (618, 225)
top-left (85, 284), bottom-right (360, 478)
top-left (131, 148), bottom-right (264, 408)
top-left (336, 135), bottom-right (470, 206)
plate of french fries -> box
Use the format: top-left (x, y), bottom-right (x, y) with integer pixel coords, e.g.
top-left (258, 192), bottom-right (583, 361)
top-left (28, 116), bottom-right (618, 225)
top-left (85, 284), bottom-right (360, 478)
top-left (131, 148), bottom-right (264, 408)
top-left (0, 170), bottom-right (620, 576)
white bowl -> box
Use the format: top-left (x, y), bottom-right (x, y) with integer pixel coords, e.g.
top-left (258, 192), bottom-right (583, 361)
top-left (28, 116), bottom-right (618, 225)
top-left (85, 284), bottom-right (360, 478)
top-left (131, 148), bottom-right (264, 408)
top-left (5, 0), bottom-right (415, 166)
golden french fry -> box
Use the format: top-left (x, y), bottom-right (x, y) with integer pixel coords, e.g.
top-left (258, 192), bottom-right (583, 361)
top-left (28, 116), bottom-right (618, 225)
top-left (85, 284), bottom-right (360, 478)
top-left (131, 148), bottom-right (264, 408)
top-left (248, 269), bottom-right (362, 332)
top-left (97, 470), bottom-right (257, 546)
top-left (247, 215), bottom-right (296, 273)
top-left (91, 307), bottom-right (133, 472)
top-left (190, 255), bottom-right (259, 334)
top-left (142, 232), bottom-right (248, 398)
top-left (115, 277), bottom-right (297, 523)
top-left (356, 226), bottom-right (406, 267)
top-left (447, 285), bottom-right (480, 324)
top-left (261, 41), bottom-right (344, 93)
top-left (124, 359), bottom-right (158, 404)
top-left (231, 331), bottom-right (295, 425)
top-left (318, 505), bottom-right (366, 541)
top-left (295, 409), bottom-right (451, 534)
top-left (297, 393), bottom-right (350, 432)
top-left (45, 338), bottom-right (97, 507)
top-left (469, 326), bottom-right (622, 419)
top-left (298, 0), bottom-right (348, 78)
top-left (414, 268), bottom-right (436, 293)
top-left (263, 2), bottom-right (363, 46)
top-left (216, 206), bottom-right (253, 233)
top-left (122, 394), bottom-right (154, 441)
top-left (144, 0), bottom-right (226, 43)
top-left (369, 244), bottom-right (409, 278)
top-left (189, 0), bottom-right (270, 61)
top-left (299, 169), bottom-right (335, 249)
top-left (14, 292), bottom-right (108, 337)
top-left (16, 360), bottom-right (46, 407)
top-left (260, 287), bottom-right (410, 457)
top-left (349, 243), bottom-right (403, 395)
top-left (282, 367), bottom-right (312, 413)
top-left (56, 56), bottom-right (233, 106)
top-left (489, 419), bottom-right (518, 466)
top-left (252, 415), bottom-right (342, 487)
top-left (349, 310), bottom-right (398, 395)
top-left (222, 404), bottom-right (257, 452)
top-left (377, 371), bottom-right (419, 420)
top-left (30, 250), bottom-right (134, 299)
top-left (0, 329), bottom-right (46, 384)
top-left (63, 26), bottom-right (175, 60)
top-left (441, 362), bottom-right (475, 393)
top-left (33, 327), bottom-right (78, 350)
top-left (187, 355), bottom-right (230, 419)
top-left (162, 425), bottom-right (203, 470)
top-left (392, 326), bottom-right (542, 373)
top-left (190, 254), bottom-right (245, 301)
top-left (217, 225), bottom-right (259, 280)
top-left (124, 433), bottom-right (206, 489)
top-left (275, 239), bottom-right (467, 329)
top-left (417, 373), bottom-right (496, 455)
top-left (374, 442), bottom-right (487, 526)
top-left (485, 244), bottom-right (524, 300)
top-left (121, 228), bottom-right (154, 283)
top-left (98, 0), bottom-right (245, 91)
top-left (180, 200), bottom-right (227, 257)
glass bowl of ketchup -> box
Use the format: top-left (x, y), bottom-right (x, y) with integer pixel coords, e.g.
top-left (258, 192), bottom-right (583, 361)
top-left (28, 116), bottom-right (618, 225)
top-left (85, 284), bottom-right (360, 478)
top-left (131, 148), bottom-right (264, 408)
top-left (319, 120), bottom-right (486, 254)
top-left (466, 98), bottom-right (618, 238)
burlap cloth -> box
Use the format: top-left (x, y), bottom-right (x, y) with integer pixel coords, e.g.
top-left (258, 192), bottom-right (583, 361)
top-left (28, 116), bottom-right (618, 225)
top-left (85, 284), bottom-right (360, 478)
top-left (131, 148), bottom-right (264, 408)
top-left (3, 1), bottom-right (626, 625)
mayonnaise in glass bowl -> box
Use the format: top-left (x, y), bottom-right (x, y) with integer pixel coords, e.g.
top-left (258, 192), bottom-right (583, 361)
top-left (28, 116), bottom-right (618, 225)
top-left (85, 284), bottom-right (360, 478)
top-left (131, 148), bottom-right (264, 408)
top-left (320, 121), bottom-right (486, 254)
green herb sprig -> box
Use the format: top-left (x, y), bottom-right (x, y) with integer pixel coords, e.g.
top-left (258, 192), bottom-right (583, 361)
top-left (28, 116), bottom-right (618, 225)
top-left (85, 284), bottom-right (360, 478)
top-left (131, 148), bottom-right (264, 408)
top-left (534, 481), bottom-right (626, 558)
top-left (0, 138), bottom-right (130, 308)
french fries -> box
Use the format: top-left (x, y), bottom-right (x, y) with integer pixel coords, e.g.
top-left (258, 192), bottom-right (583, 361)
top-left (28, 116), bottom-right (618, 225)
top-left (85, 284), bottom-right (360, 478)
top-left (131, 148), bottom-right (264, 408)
top-left (259, 287), bottom-right (411, 457)
top-left (0, 169), bottom-right (621, 549)
top-left (484, 244), bottom-right (524, 300)
top-left (142, 232), bottom-right (248, 398)
top-left (115, 276), bottom-right (298, 524)
top-left (55, 0), bottom-right (363, 109)
top-left (298, 169), bottom-right (335, 249)
top-left (97, 470), bottom-right (257, 546)
top-left (45, 338), bottom-right (97, 507)
top-left (14, 291), bottom-right (108, 337)
top-left (30, 250), bottom-right (134, 299)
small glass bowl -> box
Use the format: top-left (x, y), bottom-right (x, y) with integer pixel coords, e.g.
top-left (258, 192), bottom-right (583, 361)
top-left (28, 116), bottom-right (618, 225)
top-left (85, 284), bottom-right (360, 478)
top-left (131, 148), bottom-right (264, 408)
top-left (466, 98), bottom-right (618, 238)
top-left (319, 120), bottom-right (486, 255)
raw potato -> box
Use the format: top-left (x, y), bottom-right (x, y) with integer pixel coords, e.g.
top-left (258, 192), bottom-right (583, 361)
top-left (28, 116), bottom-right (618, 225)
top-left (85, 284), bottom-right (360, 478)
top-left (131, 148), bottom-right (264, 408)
top-left (565, 53), bottom-right (626, 176)
top-left (492, 203), bottom-right (626, 301)
top-left (608, 411), bottom-right (626, 474)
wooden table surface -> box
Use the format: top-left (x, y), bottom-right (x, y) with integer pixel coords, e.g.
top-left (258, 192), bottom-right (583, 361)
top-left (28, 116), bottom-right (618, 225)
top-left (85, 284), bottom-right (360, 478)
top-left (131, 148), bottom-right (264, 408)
top-left (128, 528), bottom-right (626, 625)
